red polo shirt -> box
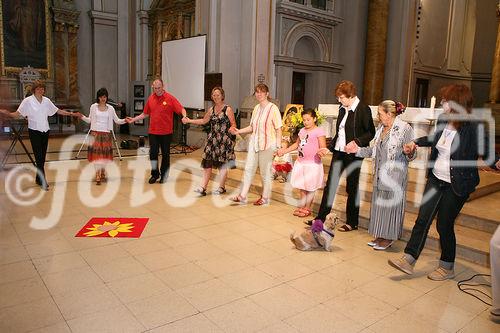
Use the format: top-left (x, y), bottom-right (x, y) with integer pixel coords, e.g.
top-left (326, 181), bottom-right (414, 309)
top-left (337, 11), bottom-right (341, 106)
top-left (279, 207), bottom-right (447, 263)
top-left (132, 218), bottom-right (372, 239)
top-left (143, 91), bottom-right (184, 135)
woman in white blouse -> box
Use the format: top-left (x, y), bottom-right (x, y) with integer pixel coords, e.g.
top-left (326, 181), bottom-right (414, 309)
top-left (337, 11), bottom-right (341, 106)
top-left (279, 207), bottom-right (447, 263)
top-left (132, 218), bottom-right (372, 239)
top-left (80, 88), bottom-right (126, 185)
top-left (0, 80), bottom-right (80, 190)
top-left (229, 83), bottom-right (282, 205)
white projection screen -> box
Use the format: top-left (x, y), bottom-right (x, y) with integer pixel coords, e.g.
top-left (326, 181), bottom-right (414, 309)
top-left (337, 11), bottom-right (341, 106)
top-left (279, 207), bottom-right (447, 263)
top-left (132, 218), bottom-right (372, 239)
top-left (161, 35), bottom-right (206, 110)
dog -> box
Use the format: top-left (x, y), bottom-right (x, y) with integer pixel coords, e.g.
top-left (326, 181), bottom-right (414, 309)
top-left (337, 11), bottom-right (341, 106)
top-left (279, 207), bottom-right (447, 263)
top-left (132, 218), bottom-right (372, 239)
top-left (290, 213), bottom-right (339, 251)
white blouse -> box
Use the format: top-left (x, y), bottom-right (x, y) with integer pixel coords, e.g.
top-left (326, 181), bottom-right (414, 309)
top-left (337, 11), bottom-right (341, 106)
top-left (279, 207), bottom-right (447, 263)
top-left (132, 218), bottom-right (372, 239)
top-left (81, 103), bottom-right (125, 132)
top-left (432, 127), bottom-right (457, 183)
top-left (17, 95), bottom-right (59, 132)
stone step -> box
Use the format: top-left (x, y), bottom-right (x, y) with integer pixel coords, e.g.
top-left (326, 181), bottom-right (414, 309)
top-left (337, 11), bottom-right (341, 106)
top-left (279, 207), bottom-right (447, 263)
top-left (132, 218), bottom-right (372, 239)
top-left (173, 155), bottom-right (497, 267)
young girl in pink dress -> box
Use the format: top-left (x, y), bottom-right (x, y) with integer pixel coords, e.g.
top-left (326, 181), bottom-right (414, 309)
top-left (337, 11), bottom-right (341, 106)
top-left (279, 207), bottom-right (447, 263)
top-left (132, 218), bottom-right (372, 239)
top-left (277, 109), bottom-right (328, 217)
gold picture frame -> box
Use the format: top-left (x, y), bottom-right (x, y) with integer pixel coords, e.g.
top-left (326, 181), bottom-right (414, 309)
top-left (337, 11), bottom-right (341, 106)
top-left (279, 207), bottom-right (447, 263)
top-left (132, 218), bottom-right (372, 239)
top-left (0, 0), bottom-right (52, 77)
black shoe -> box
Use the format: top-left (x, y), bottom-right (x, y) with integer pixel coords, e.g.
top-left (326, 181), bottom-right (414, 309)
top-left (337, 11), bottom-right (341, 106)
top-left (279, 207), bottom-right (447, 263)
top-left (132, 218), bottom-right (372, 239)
top-left (148, 176), bottom-right (158, 184)
top-left (304, 219), bottom-right (314, 226)
top-left (159, 177), bottom-right (167, 184)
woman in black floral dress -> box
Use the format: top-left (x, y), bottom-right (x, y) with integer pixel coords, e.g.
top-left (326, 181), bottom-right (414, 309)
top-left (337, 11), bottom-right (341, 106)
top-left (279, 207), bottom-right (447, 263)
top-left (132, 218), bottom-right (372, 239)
top-left (183, 87), bottom-right (237, 196)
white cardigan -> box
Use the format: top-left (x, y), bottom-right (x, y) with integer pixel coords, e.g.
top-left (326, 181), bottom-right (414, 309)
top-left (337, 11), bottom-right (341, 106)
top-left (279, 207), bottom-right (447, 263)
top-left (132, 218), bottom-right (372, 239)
top-left (81, 103), bottom-right (125, 132)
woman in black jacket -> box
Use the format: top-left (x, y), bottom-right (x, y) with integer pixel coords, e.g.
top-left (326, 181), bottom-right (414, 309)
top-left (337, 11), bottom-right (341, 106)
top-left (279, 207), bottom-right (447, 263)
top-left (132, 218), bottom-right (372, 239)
top-left (388, 84), bottom-right (496, 280)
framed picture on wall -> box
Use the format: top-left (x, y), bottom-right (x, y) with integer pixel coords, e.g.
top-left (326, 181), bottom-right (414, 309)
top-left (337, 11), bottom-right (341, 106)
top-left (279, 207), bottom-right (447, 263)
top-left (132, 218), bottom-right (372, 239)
top-left (134, 85), bottom-right (145, 98)
top-left (134, 100), bottom-right (144, 111)
top-left (0, 0), bottom-right (52, 76)
top-left (134, 112), bottom-right (144, 125)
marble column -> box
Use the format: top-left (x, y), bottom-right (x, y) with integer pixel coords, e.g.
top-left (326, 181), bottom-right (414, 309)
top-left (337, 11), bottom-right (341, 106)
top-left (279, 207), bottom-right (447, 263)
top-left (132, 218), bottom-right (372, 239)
top-left (489, 2), bottom-right (500, 103)
top-left (53, 22), bottom-right (67, 103)
top-left (362, 0), bottom-right (389, 105)
top-left (136, 10), bottom-right (149, 80)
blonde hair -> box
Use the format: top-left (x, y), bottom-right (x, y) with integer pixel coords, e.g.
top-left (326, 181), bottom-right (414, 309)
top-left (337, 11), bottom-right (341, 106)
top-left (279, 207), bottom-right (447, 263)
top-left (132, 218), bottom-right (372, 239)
top-left (379, 100), bottom-right (405, 117)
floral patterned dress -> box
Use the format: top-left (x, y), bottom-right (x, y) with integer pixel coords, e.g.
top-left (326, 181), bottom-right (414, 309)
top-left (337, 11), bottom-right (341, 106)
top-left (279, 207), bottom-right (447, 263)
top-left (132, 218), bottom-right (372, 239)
top-left (201, 105), bottom-right (236, 169)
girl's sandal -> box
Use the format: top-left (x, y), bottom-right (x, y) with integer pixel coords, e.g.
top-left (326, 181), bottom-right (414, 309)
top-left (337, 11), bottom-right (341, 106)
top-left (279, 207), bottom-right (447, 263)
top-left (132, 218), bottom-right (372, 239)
top-left (293, 208), bottom-right (304, 216)
top-left (296, 208), bottom-right (311, 218)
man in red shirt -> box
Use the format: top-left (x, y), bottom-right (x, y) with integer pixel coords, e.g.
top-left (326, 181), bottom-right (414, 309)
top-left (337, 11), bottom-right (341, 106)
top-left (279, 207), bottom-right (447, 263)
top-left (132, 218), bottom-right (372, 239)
top-left (127, 79), bottom-right (187, 183)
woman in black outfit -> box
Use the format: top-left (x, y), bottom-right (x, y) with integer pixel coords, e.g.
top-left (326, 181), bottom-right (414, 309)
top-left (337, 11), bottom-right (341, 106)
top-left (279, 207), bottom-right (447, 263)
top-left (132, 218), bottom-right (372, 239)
top-left (389, 84), bottom-right (496, 280)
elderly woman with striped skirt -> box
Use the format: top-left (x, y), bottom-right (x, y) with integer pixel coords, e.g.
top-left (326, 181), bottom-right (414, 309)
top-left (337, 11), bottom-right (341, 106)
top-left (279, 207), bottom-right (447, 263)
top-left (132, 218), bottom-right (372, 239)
top-left (80, 88), bottom-right (126, 185)
top-left (346, 100), bottom-right (415, 250)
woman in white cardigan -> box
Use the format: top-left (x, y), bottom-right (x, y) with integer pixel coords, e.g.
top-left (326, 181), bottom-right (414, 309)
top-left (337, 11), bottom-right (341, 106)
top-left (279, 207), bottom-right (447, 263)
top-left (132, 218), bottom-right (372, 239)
top-left (80, 88), bottom-right (125, 185)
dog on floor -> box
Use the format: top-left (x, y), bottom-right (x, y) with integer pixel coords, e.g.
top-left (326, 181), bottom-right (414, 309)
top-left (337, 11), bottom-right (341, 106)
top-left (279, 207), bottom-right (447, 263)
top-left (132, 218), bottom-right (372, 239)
top-left (290, 213), bottom-right (339, 251)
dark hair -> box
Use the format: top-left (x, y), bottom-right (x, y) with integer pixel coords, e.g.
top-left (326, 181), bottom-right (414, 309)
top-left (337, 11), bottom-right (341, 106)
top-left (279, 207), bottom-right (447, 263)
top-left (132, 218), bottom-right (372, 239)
top-left (254, 83), bottom-right (269, 94)
top-left (439, 84), bottom-right (473, 114)
top-left (211, 86), bottom-right (225, 101)
top-left (301, 108), bottom-right (317, 119)
top-left (335, 80), bottom-right (356, 98)
top-left (95, 87), bottom-right (109, 103)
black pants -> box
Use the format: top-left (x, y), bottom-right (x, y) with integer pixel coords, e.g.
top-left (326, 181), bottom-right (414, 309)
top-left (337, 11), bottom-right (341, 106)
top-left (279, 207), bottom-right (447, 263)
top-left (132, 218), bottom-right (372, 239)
top-left (404, 173), bottom-right (468, 264)
top-left (149, 134), bottom-right (171, 178)
top-left (316, 151), bottom-right (362, 227)
top-left (28, 129), bottom-right (49, 186)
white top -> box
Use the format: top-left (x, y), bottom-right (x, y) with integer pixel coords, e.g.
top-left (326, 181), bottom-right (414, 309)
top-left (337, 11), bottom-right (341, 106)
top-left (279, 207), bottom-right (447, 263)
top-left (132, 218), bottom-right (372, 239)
top-left (81, 103), bottom-right (125, 132)
top-left (432, 127), bottom-right (457, 183)
top-left (17, 95), bottom-right (59, 132)
top-left (94, 111), bottom-right (109, 132)
top-left (334, 96), bottom-right (360, 152)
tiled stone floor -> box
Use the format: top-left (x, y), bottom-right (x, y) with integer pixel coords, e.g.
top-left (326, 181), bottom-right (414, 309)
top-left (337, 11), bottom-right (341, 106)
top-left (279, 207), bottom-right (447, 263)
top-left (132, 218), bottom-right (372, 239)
top-left (0, 155), bottom-right (498, 332)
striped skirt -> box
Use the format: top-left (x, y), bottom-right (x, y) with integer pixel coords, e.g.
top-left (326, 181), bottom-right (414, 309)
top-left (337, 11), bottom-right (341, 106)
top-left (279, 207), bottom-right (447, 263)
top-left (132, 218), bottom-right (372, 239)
top-left (88, 131), bottom-right (113, 163)
top-left (368, 188), bottom-right (406, 240)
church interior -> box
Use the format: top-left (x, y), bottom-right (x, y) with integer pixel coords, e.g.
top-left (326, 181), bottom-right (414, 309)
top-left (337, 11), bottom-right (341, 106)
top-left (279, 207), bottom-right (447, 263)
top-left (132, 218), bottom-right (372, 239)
top-left (0, 0), bottom-right (499, 332)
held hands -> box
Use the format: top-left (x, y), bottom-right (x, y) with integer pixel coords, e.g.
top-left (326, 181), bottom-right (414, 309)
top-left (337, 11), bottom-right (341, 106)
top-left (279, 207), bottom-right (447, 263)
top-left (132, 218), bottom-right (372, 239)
top-left (125, 117), bottom-right (134, 124)
top-left (344, 141), bottom-right (359, 154)
top-left (228, 127), bottom-right (239, 136)
top-left (276, 148), bottom-right (286, 157)
top-left (317, 147), bottom-right (330, 158)
top-left (181, 116), bottom-right (190, 125)
top-left (403, 141), bottom-right (417, 156)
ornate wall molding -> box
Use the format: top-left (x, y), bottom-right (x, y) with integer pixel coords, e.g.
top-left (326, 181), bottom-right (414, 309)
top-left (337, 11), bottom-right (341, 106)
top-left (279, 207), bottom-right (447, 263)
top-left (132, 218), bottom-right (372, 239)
top-left (282, 22), bottom-right (329, 62)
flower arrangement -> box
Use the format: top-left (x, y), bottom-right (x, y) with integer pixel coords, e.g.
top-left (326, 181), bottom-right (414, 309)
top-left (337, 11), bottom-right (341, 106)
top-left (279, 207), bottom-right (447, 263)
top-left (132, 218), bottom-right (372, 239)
top-left (287, 107), bottom-right (326, 131)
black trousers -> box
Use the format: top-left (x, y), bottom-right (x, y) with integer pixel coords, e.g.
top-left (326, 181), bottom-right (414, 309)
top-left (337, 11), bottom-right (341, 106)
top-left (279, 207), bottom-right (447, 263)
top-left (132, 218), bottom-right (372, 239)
top-left (28, 129), bottom-right (49, 185)
top-left (316, 151), bottom-right (362, 227)
top-left (404, 173), bottom-right (468, 264)
top-left (149, 134), bottom-right (172, 178)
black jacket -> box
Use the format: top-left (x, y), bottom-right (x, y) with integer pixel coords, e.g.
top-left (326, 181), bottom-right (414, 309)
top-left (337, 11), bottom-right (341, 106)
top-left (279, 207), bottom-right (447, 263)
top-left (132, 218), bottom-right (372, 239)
top-left (328, 102), bottom-right (376, 153)
top-left (415, 114), bottom-right (495, 197)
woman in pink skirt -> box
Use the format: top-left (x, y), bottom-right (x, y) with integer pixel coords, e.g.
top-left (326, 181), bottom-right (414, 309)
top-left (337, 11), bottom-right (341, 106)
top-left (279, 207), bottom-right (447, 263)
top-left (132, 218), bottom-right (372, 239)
top-left (277, 109), bottom-right (328, 217)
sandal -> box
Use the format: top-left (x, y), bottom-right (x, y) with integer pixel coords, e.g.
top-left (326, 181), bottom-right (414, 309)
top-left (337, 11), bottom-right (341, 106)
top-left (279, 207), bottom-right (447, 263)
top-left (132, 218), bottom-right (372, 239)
top-left (337, 224), bottom-right (357, 232)
top-left (293, 207), bottom-right (304, 216)
top-left (296, 208), bottom-right (311, 218)
top-left (253, 197), bottom-right (269, 206)
top-left (194, 187), bottom-right (207, 196)
top-left (229, 195), bottom-right (247, 204)
top-left (213, 187), bottom-right (226, 195)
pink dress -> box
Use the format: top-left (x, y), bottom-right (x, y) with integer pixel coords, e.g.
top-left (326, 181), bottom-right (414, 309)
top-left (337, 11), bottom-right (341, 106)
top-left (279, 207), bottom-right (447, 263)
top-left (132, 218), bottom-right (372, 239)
top-left (290, 127), bottom-right (325, 191)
